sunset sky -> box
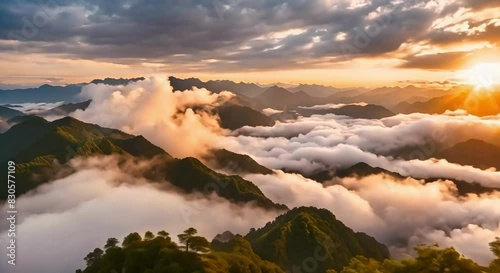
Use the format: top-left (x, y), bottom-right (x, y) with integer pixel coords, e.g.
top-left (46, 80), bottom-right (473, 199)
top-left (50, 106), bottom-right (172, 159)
top-left (1, 0), bottom-right (499, 88)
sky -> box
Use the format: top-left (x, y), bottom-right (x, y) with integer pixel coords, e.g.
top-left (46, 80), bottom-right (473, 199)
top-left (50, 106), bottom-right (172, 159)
top-left (1, 0), bottom-right (500, 87)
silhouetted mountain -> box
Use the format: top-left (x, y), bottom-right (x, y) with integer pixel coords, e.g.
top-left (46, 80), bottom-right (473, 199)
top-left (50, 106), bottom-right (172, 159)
top-left (296, 104), bottom-right (395, 119)
top-left (393, 89), bottom-right (500, 116)
top-left (436, 139), bottom-right (500, 170)
top-left (169, 76), bottom-right (265, 97)
top-left (254, 86), bottom-right (320, 110)
top-left (0, 117), bottom-right (285, 210)
top-left (289, 84), bottom-right (346, 97)
top-left (0, 84), bottom-right (82, 103)
top-left (333, 86), bottom-right (449, 108)
top-left (324, 89), bottom-right (367, 100)
top-left (0, 105), bottom-right (25, 119)
top-left (203, 149), bottom-right (273, 175)
top-left (216, 104), bottom-right (274, 130)
top-left (245, 206), bottom-right (389, 272)
top-left (0, 78), bottom-right (145, 104)
top-left (90, 77), bottom-right (145, 85)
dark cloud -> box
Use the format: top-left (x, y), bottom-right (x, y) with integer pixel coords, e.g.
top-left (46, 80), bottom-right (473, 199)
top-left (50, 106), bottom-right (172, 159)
top-left (0, 0), bottom-right (498, 71)
top-left (399, 52), bottom-right (470, 70)
top-left (399, 47), bottom-right (500, 70)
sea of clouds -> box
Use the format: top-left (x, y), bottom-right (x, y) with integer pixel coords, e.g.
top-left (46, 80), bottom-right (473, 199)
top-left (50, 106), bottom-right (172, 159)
top-left (1, 76), bottom-right (499, 272)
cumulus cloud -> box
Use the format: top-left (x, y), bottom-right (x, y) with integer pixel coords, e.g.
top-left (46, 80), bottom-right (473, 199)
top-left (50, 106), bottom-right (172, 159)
top-left (72, 75), bottom-right (233, 158)
top-left (0, 156), bottom-right (279, 273)
top-left (244, 171), bottom-right (500, 264)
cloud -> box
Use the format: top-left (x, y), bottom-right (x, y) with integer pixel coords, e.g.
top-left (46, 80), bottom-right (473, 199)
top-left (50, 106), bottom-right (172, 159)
top-left (11, 102), bottom-right (64, 114)
top-left (262, 108), bottom-right (283, 116)
top-left (0, 156), bottom-right (279, 273)
top-left (244, 171), bottom-right (500, 265)
top-left (399, 52), bottom-right (471, 70)
top-left (1, 0), bottom-right (497, 71)
top-left (72, 75), bottom-right (233, 158)
top-left (399, 48), bottom-right (500, 70)
top-left (223, 111), bottom-right (500, 187)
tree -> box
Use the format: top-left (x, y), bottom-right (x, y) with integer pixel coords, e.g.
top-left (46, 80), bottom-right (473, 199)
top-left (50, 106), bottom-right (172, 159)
top-left (144, 231), bottom-right (155, 240)
top-left (122, 232), bottom-right (142, 247)
top-left (341, 256), bottom-right (390, 273)
top-left (157, 230), bottom-right (170, 238)
top-left (104, 238), bottom-right (119, 249)
top-left (490, 238), bottom-right (500, 273)
top-left (189, 236), bottom-right (210, 253)
top-left (490, 237), bottom-right (500, 257)
top-left (177, 227), bottom-right (210, 252)
top-left (84, 248), bottom-right (104, 266)
top-left (178, 227), bottom-right (198, 252)
top-left (398, 244), bottom-right (483, 273)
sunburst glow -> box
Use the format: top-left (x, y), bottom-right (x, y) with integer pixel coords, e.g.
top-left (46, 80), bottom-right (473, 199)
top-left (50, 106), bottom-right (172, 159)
top-left (461, 63), bottom-right (499, 89)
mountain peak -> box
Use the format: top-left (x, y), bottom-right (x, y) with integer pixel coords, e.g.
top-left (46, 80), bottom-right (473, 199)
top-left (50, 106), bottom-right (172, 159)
top-left (212, 231), bottom-right (236, 243)
top-left (246, 206), bottom-right (389, 272)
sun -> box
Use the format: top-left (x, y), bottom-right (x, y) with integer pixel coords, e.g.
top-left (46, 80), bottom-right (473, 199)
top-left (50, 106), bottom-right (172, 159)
top-left (461, 63), bottom-right (498, 89)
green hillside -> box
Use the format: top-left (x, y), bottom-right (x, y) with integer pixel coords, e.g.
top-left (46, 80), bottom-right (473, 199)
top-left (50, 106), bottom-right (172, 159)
top-left (0, 117), bottom-right (284, 210)
top-left (245, 207), bottom-right (390, 272)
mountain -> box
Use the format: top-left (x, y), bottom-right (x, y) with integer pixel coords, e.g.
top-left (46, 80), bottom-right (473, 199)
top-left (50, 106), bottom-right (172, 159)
top-left (254, 86), bottom-right (320, 110)
top-left (216, 104), bottom-right (274, 130)
top-left (436, 139), bottom-right (500, 170)
top-left (0, 105), bottom-right (25, 119)
top-left (324, 89), bottom-right (368, 100)
top-left (289, 84), bottom-right (346, 97)
top-left (90, 77), bottom-right (145, 85)
top-left (203, 149), bottom-right (273, 175)
top-left (333, 85), bottom-right (449, 108)
top-left (393, 89), bottom-right (500, 116)
top-left (305, 162), bottom-right (498, 196)
top-left (160, 157), bottom-right (284, 209)
top-left (169, 76), bottom-right (265, 97)
top-left (42, 100), bottom-right (91, 116)
top-left (0, 78), bottom-right (146, 104)
top-left (0, 117), bottom-right (286, 210)
top-left (0, 84), bottom-right (82, 103)
top-left (296, 104), bottom-right (395, 119)
top-left (306, 162), bottom-right (404, 182)
top-left (245, 206), bottom-right (389, 272)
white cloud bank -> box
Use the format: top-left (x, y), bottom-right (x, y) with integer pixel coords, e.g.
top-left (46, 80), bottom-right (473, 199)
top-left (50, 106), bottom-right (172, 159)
top-left (0, 157), bottom-right (279, 273)
top-left (244, 171), bottom-right (500, 265)
top-left (72, 75), bottom-right (233, 158)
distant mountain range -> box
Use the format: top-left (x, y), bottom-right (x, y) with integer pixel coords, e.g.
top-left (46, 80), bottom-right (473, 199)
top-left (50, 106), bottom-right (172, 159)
top-left (0, 78), bottom-right (145, 104)
top-left (393, 88), bottom-right (500, 116)
top-left (0, 76), bottom-right (456, 111)
top-left (168, 76), bottom-right (265, 98)
top-left (300, 160), bottom-right (499, 196)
